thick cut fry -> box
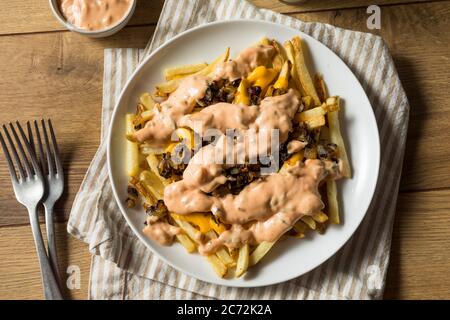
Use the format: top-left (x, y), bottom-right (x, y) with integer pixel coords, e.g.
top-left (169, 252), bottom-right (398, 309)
top-left (140, 143), bottom-right (165, 155)
top-left (125, 114), bottom-right (140, 177)
top-left (156, 48), bottom-right (230, 94)
top-left (327, 180), bottom-right (340, 224)
top-left (271, 40), bottom-right (286, 71)
top-left (296, 105), bottom-right (327, 122)
top-left (325, 96), bottom-right (340, 112)
top-left (146, 154), bottom-right (171, 186)
top-left (290, 36), bottom-right (321, 107)
top-left (139, 170), bottom-right (165, 200)
top-left (314, 74), bottom-right (328, 103)
top-left (235, 244), bottom-right (250, 277)
top-left (206, 254), bottom-right (228, 278)
top-left (139, 92), bottom-right (156, 110)
top-left (206, 231), bottom-right (235, 267)
top-left (258, 37), bottom-right (270, 46)
top-left (173, 218), bottom-right (202, 242)
top-left (129, 176), bottom-right (156, 205)
top-left (305, 115), bottom-right (326, 129)
top-left (175, 234), bottom-right (196, 253)
top-left (293, 220), bottom-right (308, 234)
top-left (283, 41), bottom-right (305, 97)
top-left (312, 212), bottom-right (329, 223)
top-left (301, 216), bottom-right (317, 230)
top-left (249, 242), bottom-right (275, 266)
top-left (174, 219), bottom-right (228, 277)
top-left (327, 101), bottom-right (351, 178)
top-left (302, 96), bottom-right (313, 109)
top-left (164, 63), bottom-right (208, 81)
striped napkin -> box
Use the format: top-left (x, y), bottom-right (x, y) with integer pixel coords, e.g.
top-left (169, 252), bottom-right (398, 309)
top-left (68, 0), bottom-right (409, 300)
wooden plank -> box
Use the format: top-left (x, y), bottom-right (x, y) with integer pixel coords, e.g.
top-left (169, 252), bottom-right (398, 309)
top-left (289, 2), bottom-right (450, 190)
top-left (0, 189), bottom-right (448, 299)
top-left (0, 26), bottom-right (155, 226)
top-left (0, 2), bottom-right (448, 224)
top-left (0, 222), bottom-right (91, 300)
top-left (385, 190), bottom-right (450, 299)
top-left (0, 0), bottom-right (164, 36)
top-left (252, 0), bottom-right (440, 14)
top-left (0, 0), bottom-right (440, 35)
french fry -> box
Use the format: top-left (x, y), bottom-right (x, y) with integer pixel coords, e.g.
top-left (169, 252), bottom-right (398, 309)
top-left (174, 218), bottom-right (228, 277)
top-left (283, 40), bottom-right (305, 97)
top-left (173, 218), bottom-right (201, 242)
top-left (302, 96), bottom-right (313, 109)
top-left (312, 211), bottom-right (329, 223)
top-left (175, 234), bottom-right (196, 253)
top-left (293, 220), bottom-right (308, 235)
top-left (301, 216), bottom-right (317, 230)
top-left (157, 48), bottom-right (230, 94)
top-left (314, 74), bottom-right (328, 103)
top-left (249, 241), bottom-right (275, 266)
top-left (327, 98), bottom-right (351, 178)
top-left (325, 96), bottom-right (340, 112)
top-left (296, 105), bottom-right (327, 122)
top-left (146, 154), bottom-right (171, 186)
top-left (271, 40), bottom-right (286, 71)
top-left (235, 244), bottom-right (250, 277)
top-left (129, 176), bottom-right (156, 205)
top-left (305, 115), bottom-right (326, 129)
top-left (206, 231), bottom-right (235, 267)
top-left (320, 125), bottom-right (341, 224)
top-left (125, 114), bottom-right (140, 177)
top-left (290, 36), bottom-right (321, 107)
top-left (139, 170), bottom-right (165, 200)
top-left (139, 92), bottom-right (156, 110)
top-left (206, 254), bottom-right (228, 278)
top-left (140, 143), bottom-right (165, 155)
top-left (327, 180), bottom-right (340, 224)
top-left (258, 37), bottom-right (270, 46)
top-left (164, 63), bottom-right (208, 81)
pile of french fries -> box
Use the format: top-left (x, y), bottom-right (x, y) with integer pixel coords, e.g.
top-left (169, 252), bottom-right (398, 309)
top-left (125, 36), bottom-right (351, 278)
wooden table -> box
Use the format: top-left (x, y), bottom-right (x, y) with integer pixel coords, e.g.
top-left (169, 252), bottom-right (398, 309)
top-left (0, 0), bottom-right (449, 300)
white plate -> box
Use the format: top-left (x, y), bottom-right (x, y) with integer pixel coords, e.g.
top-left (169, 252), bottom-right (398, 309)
top-left (107, 20), bottom-right (380, 288)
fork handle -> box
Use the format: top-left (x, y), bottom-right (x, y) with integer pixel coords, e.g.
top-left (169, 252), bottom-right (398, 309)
top-left (28, 206), bottom-right (63, 300)
top-left (44, 205), bottom-right (61, 283)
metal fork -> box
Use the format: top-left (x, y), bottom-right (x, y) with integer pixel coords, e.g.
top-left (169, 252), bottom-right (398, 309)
top-left (27, 120), bottom-right (64, 282)
top-left (0, 122), bottom-right (63, 300)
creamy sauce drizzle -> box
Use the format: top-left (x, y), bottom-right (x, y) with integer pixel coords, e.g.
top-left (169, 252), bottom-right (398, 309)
top-left (59, 0), bottom-right (133, 31)
top-left (135, 75), bottom-right (209, 146)
top-left (143, 216), bottom-right (181, 246)
top-left (215, 45), bottom-right (275, 81)
top-left (287, 140), bottom-right (307, 154)
top-left (177, 103), bottom-right (259, 134)
top-left (139, 44), bottom-right (343, 252)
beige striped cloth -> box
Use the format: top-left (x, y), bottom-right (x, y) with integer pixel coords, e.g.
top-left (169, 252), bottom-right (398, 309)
top-left (68, 0), bottom-right (409, 300)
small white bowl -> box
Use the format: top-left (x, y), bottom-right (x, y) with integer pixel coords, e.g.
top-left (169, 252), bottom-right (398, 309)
top-left (49, 0), bottom-right (137, 38)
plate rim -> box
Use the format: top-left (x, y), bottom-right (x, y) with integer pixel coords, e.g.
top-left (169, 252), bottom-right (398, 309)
top-left (106, 19), bottom-right (381, 288)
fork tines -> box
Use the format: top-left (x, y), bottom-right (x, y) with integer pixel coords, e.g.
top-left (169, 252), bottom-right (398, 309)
top-left (26, 119), bottom-right (62, 178)
top-left (0, 122), bottom-right (41, 182)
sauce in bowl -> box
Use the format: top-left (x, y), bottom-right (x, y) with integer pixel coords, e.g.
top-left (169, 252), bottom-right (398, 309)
top-left (59, 0), bottom-right (133, 31)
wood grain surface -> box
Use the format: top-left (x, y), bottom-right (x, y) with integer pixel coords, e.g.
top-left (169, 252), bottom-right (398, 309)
top-left (0, 0), bottom-right (449, 300)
